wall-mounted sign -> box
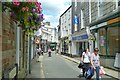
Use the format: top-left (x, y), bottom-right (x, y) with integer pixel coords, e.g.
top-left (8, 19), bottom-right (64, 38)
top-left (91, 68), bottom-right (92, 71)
top-left (35, 39), bottom-right (40, 44)
top-left (72, 34), bottom-right (88, 41)
top-left (74, 15), bottom-right (79, 31)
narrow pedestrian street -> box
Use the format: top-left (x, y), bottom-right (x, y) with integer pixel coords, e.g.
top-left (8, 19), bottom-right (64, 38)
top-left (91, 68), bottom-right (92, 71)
top-left (26, 51), bottom-right (118, 80)
top-left (43, 52), bottom-right (80, 78)
top-left (1, 1), bottom-right (120, 80)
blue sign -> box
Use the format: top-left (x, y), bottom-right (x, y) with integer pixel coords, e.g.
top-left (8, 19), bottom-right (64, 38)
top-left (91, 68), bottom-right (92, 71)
top-left (72, 34), bottom-right (88, 40)
top-left (74, 16), bottom-right (79, 24)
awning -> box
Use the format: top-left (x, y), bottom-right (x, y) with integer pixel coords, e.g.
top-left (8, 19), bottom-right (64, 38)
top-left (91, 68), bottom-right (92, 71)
top-left (49, 44), bottom-right (56, 46)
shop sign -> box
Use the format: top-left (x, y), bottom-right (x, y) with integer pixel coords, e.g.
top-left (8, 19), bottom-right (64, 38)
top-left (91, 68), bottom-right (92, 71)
top-left (107, 17), bottom-right (120, 24)
top-left (74, 15), bottom-right (79, 31)
top-left (35, 39), bottom-right (40, 44)
top-left (72, 34), bottom-right (88, 40)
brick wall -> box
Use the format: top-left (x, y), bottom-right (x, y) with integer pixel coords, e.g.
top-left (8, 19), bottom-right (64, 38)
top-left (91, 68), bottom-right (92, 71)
top-left (2, 12), bottom-right (16, 72)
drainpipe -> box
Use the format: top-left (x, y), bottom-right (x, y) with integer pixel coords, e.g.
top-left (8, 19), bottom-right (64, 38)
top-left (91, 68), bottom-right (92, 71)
top-left (31, 36), bottom-right (34, 59)
top-left (28, 34), bottom-right (31, 74)
top-left (86, 26), bottom-right (93, 53)
top-left (16, 26), bottom-right (20, 70)
top-left (105, 28), bottom-right (108, 58)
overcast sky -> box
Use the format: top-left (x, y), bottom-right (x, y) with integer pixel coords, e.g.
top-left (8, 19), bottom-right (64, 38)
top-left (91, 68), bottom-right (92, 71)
top-left (38, 0), bottom-right (71, 28)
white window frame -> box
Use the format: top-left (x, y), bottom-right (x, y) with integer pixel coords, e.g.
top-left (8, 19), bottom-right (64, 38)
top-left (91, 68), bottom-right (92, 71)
top-left (75, 0), bottom-right (77, 7)
top-left (89, 0), bottom-right (91, 23)
top-left (98, 0), bottom-right (103, 17)
top-left (81, 9), bottom-right (84, 29)
top-left (116, 0), bottom-right (118, 9)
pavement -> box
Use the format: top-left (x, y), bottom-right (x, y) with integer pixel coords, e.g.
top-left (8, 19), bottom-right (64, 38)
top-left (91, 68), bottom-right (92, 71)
top-left (60, 54), bottom-right (120, 80)
top-left (25, 55), bottom-right (45, 79)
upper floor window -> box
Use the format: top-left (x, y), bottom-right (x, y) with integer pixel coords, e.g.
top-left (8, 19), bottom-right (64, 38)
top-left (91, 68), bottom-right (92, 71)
top-left (116, 0), bottom-right (119, 9)
top-left (75, 0), bottom-right (77, 11)
top-left (75, 0), bottom-right (77, 7)
top-left (89, 0), bottom-right (91, 23)
top-left (81, 9), bottom-right (84, 29)
top-left (119, 0), bottom-right (120, 6)
top-left (98, 0), bottom-right (103, 17)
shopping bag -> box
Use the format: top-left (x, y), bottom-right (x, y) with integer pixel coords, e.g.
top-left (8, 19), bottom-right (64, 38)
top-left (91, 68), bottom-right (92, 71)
top-left (78, 62), bottom-right (84, 68)
top-left (100, 66), bottom-right (105, 75)
top-left (86, 66), bottom-right (94, 79)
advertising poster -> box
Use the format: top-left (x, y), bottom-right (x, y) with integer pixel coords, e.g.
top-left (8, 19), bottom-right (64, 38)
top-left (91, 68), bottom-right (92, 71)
top-left (100, 36), bottom-right (105, 46)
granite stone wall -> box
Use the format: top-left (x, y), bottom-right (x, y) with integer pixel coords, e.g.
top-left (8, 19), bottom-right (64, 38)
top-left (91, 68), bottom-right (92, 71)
top-left (2, 12), bottom-right (16, 72)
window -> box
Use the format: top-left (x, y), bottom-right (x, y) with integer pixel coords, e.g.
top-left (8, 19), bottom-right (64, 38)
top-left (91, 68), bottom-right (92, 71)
top-left (75, 0), bottom-right (77, 7)
top-left (75, 0), bottom-right (77, 11)
top-left (119, 0), bottom-right (120, 6)
top-left (89, 0), bottom-right (91, 23)
top-left (81, 9), bottom-right (84, 29)
top-left (107, 27), bottom-right (120, 56)
top-left (98, 28), bottom-right (106, 55)
top-left (116, 0), bottom-right (119, 9)
top-left (98, 0), bottom-right (103, 17)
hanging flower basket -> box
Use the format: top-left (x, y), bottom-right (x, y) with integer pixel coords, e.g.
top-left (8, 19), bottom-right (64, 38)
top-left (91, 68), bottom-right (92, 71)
top-left (88, 35), bottom-right (96, 41)
top-left (2, 2), bottom-right (44, 31)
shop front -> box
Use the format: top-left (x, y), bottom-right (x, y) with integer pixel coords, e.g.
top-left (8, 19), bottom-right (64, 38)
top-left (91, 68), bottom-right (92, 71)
top-left (90, 10), bottom-right (120, 69)
top-left (72, 34), bottom-right (89, 57)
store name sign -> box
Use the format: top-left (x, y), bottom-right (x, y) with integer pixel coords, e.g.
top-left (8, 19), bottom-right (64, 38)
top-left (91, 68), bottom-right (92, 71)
top-left (72, 34), bottom-right (88, 40)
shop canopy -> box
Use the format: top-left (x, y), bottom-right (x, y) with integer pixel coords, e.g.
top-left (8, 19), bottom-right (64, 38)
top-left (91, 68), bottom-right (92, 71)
top-left (49, 44), bottom-right (56, 46)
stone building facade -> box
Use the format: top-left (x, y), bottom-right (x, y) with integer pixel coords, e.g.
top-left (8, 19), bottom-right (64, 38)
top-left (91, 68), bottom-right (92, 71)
top-left (2, 11), bottom-right (17, 78)
top-left (71, 0), bottom-right (90, 56)
top-left (90, 0), bottom-right (120, 69)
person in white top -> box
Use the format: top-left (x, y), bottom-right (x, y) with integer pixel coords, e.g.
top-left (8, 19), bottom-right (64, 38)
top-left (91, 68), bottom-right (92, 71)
top-left (48, 48), bottom-right (51, 57)
top-left (81, 48), bottom-right (92, 77)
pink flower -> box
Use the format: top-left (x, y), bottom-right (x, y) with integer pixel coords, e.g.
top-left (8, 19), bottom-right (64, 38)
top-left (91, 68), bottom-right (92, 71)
top-left (36, 2), bottom-right (41, 7)
top-left (26, 7), bottom-right (29, 11)
top-left (13, 2), bottom-right (20, 6)
top-left (22, 7), bottom-right (25, 11)
top-left (28, 2), bottom-right (32, 4)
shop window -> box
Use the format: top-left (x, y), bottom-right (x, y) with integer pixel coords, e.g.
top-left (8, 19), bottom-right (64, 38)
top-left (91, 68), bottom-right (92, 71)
top-left (98, 28), bottom-right (106, 55)
top-left (107, 27), bottom-right (120, 56)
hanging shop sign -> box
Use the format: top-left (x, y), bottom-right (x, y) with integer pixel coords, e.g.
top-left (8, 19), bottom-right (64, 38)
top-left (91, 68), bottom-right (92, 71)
top-left (35, 39), bottom-right (40, 44)
top-left (74, 15), bottom-right (79, 31)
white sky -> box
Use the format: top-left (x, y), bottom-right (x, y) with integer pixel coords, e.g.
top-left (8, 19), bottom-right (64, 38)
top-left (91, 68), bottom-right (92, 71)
top-left (38, 0), bottom-right (71, 28)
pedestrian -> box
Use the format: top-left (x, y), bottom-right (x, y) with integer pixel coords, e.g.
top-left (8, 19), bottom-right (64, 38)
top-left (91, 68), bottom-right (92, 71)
top-left (41, 48), bottom-right (44, 55)
top-left (36, 47), bottom-right (41, 62)
top-left (91, 48), bottom-right (100, 80)
top-left (81, 48), bottom-right (92, 77)
top-left (38, 47), bottom-right (41, 55)
top-left (48, 48), bottom-right (51, 57)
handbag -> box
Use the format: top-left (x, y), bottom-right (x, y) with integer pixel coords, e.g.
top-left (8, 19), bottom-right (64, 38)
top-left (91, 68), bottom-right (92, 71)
top-left (78, 62), bottom-right (84, 68)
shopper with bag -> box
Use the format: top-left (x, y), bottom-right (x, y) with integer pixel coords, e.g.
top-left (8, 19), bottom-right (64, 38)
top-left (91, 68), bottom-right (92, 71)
top-left (91, 48), bottom-right (100, 80)
top-left (99, 66), bottom-right (105, 78)
top-left (81, 48), bottom-right (92, 77)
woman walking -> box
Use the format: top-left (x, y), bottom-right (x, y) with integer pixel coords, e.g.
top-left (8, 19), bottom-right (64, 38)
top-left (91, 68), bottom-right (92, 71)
top-left (81, 48), bottom-right (91, 77)
top-left (48, 48), bottom-right (51, 57)
top-left (91, 48), bottom-right (100, 80)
